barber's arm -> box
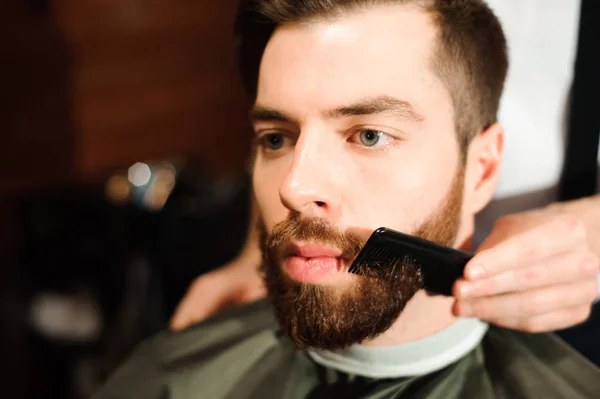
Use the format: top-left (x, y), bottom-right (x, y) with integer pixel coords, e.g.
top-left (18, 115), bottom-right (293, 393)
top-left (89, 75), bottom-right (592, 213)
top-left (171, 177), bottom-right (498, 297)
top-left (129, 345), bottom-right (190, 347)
top-left (453, 194), bottom-right (600, 332)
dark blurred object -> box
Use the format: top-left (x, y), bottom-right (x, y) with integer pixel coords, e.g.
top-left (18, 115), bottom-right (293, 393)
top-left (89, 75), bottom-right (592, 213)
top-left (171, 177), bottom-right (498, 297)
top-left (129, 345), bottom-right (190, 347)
top-left (29, 0), bottom-right (51, 15)
top-left (557, 304), bottom-right (600, 366)
top-left (154, 165), bottom-right (251, 315)
top-left (20, 183), bottom-right (146, 399)
top-left (101, 158), bottom-right (251, 317)
top-left (558, 0), bottom-right (600, 201)
top-left (14, 162), bottom-right (250, 399)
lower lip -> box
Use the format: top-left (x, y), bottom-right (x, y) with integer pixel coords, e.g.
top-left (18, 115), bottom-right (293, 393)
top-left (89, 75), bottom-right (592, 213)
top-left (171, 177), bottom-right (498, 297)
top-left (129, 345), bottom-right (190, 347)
top-left (284, 256), bottom-right (344, 284)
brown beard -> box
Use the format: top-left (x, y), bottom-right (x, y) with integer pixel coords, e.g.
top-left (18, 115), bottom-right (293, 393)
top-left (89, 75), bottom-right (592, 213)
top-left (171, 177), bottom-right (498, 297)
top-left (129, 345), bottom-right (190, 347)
top-left (259, 169), bottom-right (465, 350)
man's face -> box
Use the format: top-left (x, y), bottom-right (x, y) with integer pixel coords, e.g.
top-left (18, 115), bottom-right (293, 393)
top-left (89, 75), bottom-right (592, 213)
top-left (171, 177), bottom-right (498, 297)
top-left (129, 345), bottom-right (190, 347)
top-left (252, 5), bottom-right (465, 349)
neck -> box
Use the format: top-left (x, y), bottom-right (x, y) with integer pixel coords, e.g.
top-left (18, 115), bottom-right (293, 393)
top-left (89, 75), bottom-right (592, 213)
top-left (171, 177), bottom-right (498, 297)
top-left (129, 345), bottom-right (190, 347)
top-left (360, 222), bottom-right (474, 347)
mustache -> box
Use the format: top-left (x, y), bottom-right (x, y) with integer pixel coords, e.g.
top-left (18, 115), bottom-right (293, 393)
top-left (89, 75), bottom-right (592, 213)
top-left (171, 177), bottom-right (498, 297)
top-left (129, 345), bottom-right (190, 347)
top-left (265, 217), bottom-right (364, 261)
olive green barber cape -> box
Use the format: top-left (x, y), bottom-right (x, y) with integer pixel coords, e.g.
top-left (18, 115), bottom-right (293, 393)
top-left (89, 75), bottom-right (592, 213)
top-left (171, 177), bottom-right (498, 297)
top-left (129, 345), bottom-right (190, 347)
top-left (92, 300), bottom-right (600, 399)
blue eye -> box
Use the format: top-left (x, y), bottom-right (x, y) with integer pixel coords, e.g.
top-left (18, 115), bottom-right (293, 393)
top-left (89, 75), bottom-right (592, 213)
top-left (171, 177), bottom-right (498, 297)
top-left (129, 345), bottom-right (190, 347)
top-left (359, 130), bottom-right (383, 147)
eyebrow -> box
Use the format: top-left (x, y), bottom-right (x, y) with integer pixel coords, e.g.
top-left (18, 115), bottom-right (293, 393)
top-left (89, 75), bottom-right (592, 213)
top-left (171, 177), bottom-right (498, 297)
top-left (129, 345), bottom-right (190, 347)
top-left (250, 107), bottom-right (296, 124)
top-left (324, 95), bottom-right (424, 122)
top-left (250, 95), bottom-right (424, 125)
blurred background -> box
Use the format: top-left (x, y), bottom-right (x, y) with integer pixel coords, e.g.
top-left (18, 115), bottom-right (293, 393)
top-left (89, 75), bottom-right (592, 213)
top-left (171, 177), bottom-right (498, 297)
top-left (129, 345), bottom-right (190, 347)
top-left (1, 1), bottom-right (254, 398)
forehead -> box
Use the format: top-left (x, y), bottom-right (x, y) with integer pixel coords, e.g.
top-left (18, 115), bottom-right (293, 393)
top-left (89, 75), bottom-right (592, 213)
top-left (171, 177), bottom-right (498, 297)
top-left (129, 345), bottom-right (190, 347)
top-left (256, 4), bottom-right (452, 117)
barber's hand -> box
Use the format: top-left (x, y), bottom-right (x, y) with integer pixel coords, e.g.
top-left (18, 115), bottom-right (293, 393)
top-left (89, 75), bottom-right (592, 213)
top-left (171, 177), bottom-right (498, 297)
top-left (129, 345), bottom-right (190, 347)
top-left (169, 255), bottom-right (266, 331)
top-left (453, 207), bottom-right (600, 332)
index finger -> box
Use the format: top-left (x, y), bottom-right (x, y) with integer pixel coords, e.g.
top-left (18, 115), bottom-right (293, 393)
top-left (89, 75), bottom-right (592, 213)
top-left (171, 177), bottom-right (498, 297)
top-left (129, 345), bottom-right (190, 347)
top-left (464, 230), bottom-right (576, 280)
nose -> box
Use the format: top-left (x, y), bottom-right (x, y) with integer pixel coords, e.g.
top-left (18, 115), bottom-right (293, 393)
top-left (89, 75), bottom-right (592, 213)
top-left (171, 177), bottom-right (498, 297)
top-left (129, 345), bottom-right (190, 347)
top-left (279, 132), bottom-right (341, 219)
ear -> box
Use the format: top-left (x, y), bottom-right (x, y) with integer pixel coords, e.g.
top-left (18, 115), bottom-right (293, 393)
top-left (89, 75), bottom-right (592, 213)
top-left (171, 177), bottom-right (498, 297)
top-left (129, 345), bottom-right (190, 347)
top-left (463, 123), bottom-right (504, 214)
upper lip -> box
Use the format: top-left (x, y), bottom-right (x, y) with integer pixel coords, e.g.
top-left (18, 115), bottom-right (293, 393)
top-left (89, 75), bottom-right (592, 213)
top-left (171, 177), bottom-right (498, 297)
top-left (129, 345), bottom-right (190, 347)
top-left (283, 242), bottom-right (344, 258)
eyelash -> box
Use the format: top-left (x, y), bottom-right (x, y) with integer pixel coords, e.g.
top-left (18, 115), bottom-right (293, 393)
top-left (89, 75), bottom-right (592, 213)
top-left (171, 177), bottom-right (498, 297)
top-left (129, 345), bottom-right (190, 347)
top-left (253, 132), bottom-right (294, 150)
top-left (348, 128), bottom-right (399, 149)
top-left (254, 128), bottom-right (401, 152)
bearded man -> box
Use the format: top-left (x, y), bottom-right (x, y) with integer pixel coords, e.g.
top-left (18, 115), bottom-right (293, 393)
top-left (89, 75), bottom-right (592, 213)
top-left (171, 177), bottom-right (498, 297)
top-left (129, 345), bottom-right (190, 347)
top-left (93, 1), bottom-right (600, 397)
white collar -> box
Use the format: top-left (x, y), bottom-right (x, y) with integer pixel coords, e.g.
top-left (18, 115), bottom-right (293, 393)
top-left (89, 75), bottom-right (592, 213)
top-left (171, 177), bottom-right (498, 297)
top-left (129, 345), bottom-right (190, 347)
top-left (308, 318), bottom-right (488, 378)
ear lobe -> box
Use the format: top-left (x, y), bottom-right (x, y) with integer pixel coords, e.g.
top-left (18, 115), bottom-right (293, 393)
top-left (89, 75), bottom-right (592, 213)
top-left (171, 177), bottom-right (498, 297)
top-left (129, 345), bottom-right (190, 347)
top-left (464, 123), bottom-right (504, 214)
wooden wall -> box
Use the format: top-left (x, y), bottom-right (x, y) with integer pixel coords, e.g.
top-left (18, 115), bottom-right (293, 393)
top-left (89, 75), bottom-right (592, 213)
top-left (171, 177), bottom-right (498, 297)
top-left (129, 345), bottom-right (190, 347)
top-left (1, 0), bottom-right (252, 195)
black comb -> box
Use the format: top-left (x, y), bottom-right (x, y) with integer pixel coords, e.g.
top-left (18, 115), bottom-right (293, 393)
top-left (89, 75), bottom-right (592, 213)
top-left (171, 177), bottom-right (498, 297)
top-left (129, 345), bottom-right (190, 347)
top-left (348, 227), bottom-right (474, 296)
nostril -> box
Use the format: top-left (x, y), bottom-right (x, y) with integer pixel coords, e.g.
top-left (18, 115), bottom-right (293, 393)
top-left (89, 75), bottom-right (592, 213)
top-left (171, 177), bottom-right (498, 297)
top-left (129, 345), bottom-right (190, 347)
top-left (315, 201), bottom-right (326, 207)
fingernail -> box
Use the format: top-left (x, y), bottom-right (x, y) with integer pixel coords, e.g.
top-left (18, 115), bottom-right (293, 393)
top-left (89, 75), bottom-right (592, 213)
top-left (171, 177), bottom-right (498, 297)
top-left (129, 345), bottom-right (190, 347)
top-left (468, 266), bottom-right (484, 280)
top-left (459, 302), bottom-right (473, 317)
top-left (458, 283), bottom-right (473, 298)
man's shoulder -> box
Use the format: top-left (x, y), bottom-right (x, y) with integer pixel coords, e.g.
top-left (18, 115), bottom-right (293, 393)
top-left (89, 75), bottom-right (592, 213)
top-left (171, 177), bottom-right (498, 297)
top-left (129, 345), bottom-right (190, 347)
top-left (92, 299), bottom-right (281, 399)
top-left (482, 326), bottom-right (600, 398)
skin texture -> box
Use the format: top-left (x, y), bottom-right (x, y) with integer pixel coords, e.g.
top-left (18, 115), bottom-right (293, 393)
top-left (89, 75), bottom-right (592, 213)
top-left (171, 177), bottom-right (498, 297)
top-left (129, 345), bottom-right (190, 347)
top-left (258, 165), bottom-right (463, 349)
top-left (169, 5), bottom-right (599, 335)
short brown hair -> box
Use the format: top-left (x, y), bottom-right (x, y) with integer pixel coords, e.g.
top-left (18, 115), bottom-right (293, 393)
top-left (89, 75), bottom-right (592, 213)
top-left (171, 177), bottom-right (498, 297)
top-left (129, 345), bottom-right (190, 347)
top-left (234, 0), bottom-right (508, 155)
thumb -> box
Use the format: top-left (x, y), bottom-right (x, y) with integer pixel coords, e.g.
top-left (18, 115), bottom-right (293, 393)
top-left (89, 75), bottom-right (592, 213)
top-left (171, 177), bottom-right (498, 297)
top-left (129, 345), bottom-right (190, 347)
top-left (169, 274), bottom-right (239, 332)
top-left (236, 281), bottom-right (267, 303)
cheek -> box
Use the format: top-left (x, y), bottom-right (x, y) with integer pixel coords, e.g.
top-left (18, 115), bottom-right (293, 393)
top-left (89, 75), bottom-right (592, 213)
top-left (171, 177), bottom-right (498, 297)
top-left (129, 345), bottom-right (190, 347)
top-left (348, 147), bottom-right (457, 232)
top-left (352, 169), bottom-right (431, 230)
top-left (252, 157), bottom-right (290, 228)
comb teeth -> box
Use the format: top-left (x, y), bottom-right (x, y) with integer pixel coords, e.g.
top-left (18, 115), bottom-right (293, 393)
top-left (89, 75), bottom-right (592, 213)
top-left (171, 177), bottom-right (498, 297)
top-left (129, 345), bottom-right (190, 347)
top-left (349, 245), bottom-right (405, 273)
top-left (347, 227), bottom-right (473, 296)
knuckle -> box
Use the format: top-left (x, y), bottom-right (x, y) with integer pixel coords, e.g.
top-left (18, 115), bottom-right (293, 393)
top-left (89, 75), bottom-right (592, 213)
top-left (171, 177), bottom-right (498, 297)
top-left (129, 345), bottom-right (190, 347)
top-left (561, 214), bottom-right (586, 240)
top-left (520, 268), bottom-right (542, 287)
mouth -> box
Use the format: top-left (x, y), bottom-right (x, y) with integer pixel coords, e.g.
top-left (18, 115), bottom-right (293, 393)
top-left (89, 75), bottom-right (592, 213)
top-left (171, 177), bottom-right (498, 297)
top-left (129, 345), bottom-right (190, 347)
top-left (282, 243), bottom-right (353, 285)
